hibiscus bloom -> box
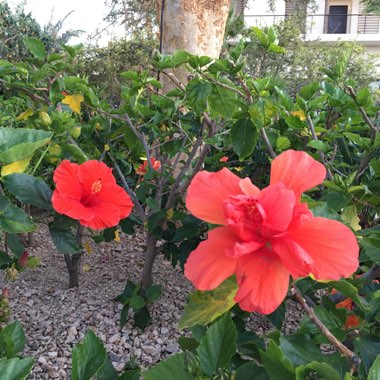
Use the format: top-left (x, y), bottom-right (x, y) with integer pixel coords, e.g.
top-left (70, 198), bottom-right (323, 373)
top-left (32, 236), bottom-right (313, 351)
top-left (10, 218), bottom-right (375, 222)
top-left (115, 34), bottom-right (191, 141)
top-left (331, 289), bottom-right (360, 329)
top-left (136, 158), bottom-right (161, 175)
top-left (184, 150), bottom-right (359, 314)
top-left (52, 160), bottom-right (133, 230)
top-left (220, 156), bottom-right (229, 163)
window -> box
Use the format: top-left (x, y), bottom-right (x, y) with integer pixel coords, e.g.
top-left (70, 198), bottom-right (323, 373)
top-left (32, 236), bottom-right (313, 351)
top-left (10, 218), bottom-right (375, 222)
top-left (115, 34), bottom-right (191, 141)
top-left (328, 5), bottom-right (348, 33)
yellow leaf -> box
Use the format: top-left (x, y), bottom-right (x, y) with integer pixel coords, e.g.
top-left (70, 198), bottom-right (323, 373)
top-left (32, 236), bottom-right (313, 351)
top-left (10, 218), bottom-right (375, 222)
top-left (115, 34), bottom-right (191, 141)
top-left (342, 205), bottom-right (361, 231)
top-left (62, 93), bottom-right (84, 114)
top-left (114, 229), bottom-right (121, 243)
top-left (17, 108), bottom-right (34, 121)
top-left (82, 264), bottom-right (91, 273)
top-left (1, 157), bottom-right (31, 177)
top-left (104, 144), bottom-right (110, 151)
top-left (166, 208), bottom-right (173, 219)
top-left (83, 240), bottom-right (92, 255)
top-left (291, 110), bottom-right (306, 121)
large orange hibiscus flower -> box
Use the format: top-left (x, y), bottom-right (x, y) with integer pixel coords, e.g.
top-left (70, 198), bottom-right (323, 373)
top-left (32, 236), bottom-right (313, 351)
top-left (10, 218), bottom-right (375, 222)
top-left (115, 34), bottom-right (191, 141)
top-left (52, 160), bottom-right (133, 230)
top-left (185, 150), bottom-right (359, 314)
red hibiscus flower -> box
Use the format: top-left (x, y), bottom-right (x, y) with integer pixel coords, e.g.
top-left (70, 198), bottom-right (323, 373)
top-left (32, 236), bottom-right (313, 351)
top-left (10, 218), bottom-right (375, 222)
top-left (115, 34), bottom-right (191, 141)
top-left (220, 156), bottom-right (229, 163)
top-left (184, 150), bottom-right (359, 314)
top-left (52, 160), bottom-right (133, 230)
top-left (136, 158), bottom-right (161, 175)
top-left (331, 289), bottom-right (360, 329)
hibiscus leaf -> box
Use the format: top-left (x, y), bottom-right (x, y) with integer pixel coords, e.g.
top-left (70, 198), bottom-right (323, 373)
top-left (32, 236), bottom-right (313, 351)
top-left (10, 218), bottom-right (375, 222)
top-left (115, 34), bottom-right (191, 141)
top-left (143, 353), bottom-right (192, 380)
top-left (2, 173), bottom-right (52, 210)
top-left (0, 198), bottom-right (36, 233)
top-left (197, 313), bottom-right (237, 376)
top-left (49, 215), bottom-right (80, 255)
top-left (259, 340), bottom-right (295, 380)
top-left (179, 277), bottom-right (238, 329)
top-left (209, 79), bottom-right (238, 117)
top-left (230, 118), bottom-right (258, 161)
top-left (0, 128), bottom-right (52, 165)
top-left (295, 362), bottom-right (341, 380)
top-left (71, 330), bottom-right (107, 380)
top-left (0, 357), bottom-right (34, 380)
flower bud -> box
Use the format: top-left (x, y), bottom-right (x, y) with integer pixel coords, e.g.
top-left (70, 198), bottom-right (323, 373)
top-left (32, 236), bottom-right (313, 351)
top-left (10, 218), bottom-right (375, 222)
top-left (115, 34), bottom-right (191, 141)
top-left (18, 251), bottom-right (29, 268)
top-left (39, 111), bottom-right (52, 127)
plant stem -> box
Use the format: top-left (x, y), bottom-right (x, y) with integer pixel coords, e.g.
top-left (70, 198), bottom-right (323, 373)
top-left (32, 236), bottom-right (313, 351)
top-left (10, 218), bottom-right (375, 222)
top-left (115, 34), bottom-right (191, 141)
top-left (292, 285), bottom-right (360, 370)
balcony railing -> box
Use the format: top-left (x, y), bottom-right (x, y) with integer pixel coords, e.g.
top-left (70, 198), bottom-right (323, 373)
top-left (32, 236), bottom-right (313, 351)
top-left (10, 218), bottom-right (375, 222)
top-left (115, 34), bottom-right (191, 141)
top-left (243, 13), bottom-right (380, 35)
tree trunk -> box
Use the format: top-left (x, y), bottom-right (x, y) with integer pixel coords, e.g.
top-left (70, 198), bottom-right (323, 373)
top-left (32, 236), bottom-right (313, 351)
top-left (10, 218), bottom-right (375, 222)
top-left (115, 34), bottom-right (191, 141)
top-left (64, 253), bottom-right (82, 288)
top-left (160, 0), bottom-right (232, 91)
top-left (141, 234), bottom-right (158, 291)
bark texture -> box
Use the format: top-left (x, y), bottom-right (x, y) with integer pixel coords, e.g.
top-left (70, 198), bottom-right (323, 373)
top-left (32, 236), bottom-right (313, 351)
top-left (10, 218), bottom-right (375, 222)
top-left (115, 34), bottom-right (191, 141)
top-left (160, 0), bottom-right (231, 90)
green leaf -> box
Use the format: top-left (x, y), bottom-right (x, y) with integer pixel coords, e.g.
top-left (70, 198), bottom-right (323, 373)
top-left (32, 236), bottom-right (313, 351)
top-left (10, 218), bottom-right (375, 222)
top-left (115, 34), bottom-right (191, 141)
top-left (0, 357), bottom-right (34, 380)
top-left (231, 118), bottom-right (258, 160)
top-left (368, 354), bottom-right (380, 380)
top-left (354, 336), bottom-right (380, 373)
top-left (249, 98), bottom-right (277, 128)
top-left (260, 340), bottom-right (295, 380)
top-left (235, 362), bottom-right (268, 380)
top-left (0, 128), bottom-right (52, 165)
top-left (23, 37), bottom-right (46, 60)
top-left (3, 173), bottom-right (52, 209)
top-left (327, 280), bottom-right (366, 310)
top-left (96, 356), bottom-right (118, 380)
top-left (134, 306), bottom-right (151, 329)
top-left (268, 43), bottom-right (285, 54)
top-left (179, 277), bottom-right (238, 329)
top-left (307, 140), bottom-right (328, 151)
top-left (72, 330), bottom-right (107, 380)
top-left (0, 197), bottom-right (36, 233)
top-left (129, 295), bottom-right (145, 309)
top-left (252, 27), bottom-right (269, 47)
top-left (209, 80), bottom-right (238, 117)
top-left (356, 88), bottom-right (373, 108)
top-left (49, 215), bottom-right (79, 255)
top-left (143, 353), bottom-right (193, 380)
top-left (295, 361), bottom-right (341, 380)
top-left (276, 136), bottom-right (291, 151)
top-left (197, 313), bottom-right (237, 376)
top-left (145, 284), bottom-right (162, 303)
top-left (0, 321), bottom-right (26, 357)
top-left (61, 143), bottom-right (88, 164)
top-left (299, 82), bottom-right (320, 101)
top-left (186, 79), bottom-right (212, 114)
top-left (6, 234), bottom-right (25, 256)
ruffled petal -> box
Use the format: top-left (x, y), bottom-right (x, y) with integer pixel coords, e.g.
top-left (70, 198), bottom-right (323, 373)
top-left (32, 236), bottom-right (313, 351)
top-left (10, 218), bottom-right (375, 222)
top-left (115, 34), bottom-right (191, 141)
top-left (78, 160), bottom-right (116, 192)
top-left (270, 150), bottom-right (326, 200)
top-left (53, 160), bottom-right (82, 199)
top-left (235, 247), bottom-right (290, 314)
top-left (285, 217), bottom-right (359, 280)
top-left (258, 183), bottom-right (296, 232)
top-left (239, 178), bottom-right (260, 196)
top-left (83, 203), bottom-right (122, 230)
top-left (97, 184), bottom-right (134, 219)
top-left (271, 238), bottom-right (314, 278)
top-left (186, 168), bottom-right (242, 225)
top-left (184, 227), bottom-right (238, 290)
top-left (52, 191), bottom-right (94, 221)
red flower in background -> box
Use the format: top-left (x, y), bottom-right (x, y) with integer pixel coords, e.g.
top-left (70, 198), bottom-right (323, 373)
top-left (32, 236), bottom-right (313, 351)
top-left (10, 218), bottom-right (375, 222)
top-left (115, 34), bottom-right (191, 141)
top-left (52, 160), bottom-right (133, 230)
top-left (136, 158), bottom-right (161, 175)
top-left (220, 156), bottom-right (229, 163)
top-left (331, 289), bottom-right (360, 328)
top-left (185, 150), bottom-right (359, 314)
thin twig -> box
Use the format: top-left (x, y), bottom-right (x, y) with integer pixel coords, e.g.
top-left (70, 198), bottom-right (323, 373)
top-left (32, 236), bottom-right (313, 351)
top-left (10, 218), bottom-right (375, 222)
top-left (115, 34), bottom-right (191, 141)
top-left (260, 128), bottom-right (276, 159)
top-left (292, 285), bottom-right (360, 371)
top-left (107, 151), bottom-right (146, 222)
top-left (306, 114), bottom-right (333, 180)
top-left (206, 75), bottom-right (246, 98)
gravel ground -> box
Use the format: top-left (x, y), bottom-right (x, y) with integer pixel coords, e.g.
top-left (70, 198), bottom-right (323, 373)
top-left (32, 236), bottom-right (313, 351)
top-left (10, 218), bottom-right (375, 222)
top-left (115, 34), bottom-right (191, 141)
top-left (0, 222), bottom-right (303, 379)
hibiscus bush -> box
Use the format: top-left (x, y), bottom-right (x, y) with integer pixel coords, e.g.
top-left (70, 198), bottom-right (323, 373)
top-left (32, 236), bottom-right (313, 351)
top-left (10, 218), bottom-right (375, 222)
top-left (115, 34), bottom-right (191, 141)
top-left (0, 26), bottom-right (379, 378)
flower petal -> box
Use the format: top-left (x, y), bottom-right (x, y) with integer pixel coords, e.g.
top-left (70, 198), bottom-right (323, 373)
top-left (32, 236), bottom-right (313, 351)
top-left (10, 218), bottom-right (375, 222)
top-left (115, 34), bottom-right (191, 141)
top-left (184, 227), bottom-right (237, 290)
top-left (186, 168), bottom-right (242, 225)
top-left (78, 160), bottom-right (116, 191)
top-left (52, 191), bottom-right (94, 221)
top-left (286, 217), bottom-right (359, 280)
top-left (235, 247), bottom-right (290, 314)
top-left (97, 185), bottom-right (134, 219)
top-left (239, 178), bottom-right (260, 196)
top-left (53, 160), bottom-right (82, 199)
top-left (259, 183), bottom-right (296, 232)
top-left (270, 150), bottom-right (326, 200)
top-left (271, 238), bottom-right (314, 278)
top-left (83, 203), bottom-right (122, 230)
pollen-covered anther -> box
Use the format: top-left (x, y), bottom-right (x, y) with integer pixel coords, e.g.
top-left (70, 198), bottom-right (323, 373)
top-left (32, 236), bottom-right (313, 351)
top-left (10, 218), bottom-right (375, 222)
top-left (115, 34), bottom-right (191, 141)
top-left (91, 179), bottom-right (102, 194)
